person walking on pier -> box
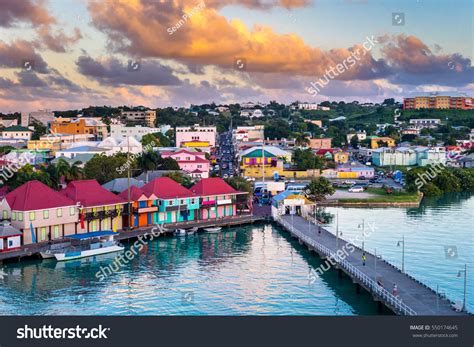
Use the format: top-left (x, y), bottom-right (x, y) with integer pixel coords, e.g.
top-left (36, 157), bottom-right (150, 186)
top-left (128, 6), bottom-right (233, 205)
top-left (362, 252), bottom-right (366, 266)
top-left (392, 284), bottom-right (398, 297)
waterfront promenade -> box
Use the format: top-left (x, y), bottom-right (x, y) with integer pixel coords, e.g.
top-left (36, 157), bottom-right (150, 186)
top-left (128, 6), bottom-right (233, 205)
top-left (276, 214), bottom-right (468, 316)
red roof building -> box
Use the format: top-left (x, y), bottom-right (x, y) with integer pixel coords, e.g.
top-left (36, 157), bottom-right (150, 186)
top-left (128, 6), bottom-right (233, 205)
top-left (189, 177), bottom-right (239, 196)
top-left (6, 180), bottom-right (75, 211)
top-left (62, 180), bottom-right (126, 207)
top-left (142, 177), bottom-right (195, 199)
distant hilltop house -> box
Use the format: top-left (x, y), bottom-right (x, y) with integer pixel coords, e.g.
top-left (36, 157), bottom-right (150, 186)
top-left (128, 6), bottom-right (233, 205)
top-left (240, 109), bottom-right (264, 118)
top-left (346, 131), bottom-right (367, 143)
top-left (369, 136), bottom-right (396, 149)
top-left (309, 137), bottom-right (332, 149)
top-left (233, 126), bottom-right (265, 142)
top-left (21, 109), bottom-right (55, 127)
top-left (120, 110), bottom-right (156, 127)
top-left (409, 118), bottom-right (442, 129)
top-left (304, 119), bottom-right (323, 127)
top-left (291, 103), bottom-right (330, 111)
top-left (403, 94), bottom-right (473, 110)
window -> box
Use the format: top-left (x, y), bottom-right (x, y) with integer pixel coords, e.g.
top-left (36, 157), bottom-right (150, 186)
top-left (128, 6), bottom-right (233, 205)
top-left (41, 227), bottom-right (46, 241)
top-left (70, 207), bottom-right (75, 216)
top-left (54, 225), bottom-right (60, 238)
top-left (12, 212), bottom-right (16, 220)
top-left (57, 208), bottom-right (62, 217)
top-left (168, 200), bottom-right (174, 206)
top-left (18, 212), bottom-right (23, 221)
top-left (180, 199), bottom-right (185, 205)
top-left (43, 210), bottom-right (49, 219)
top-left (2, 210), bottom-right (8, 219)
top-left (29, 212), bottom-right (35, 221)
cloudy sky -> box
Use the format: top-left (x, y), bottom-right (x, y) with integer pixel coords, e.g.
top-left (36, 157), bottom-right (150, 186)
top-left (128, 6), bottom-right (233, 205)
top-left (0, 0), bottom-right (472, 112)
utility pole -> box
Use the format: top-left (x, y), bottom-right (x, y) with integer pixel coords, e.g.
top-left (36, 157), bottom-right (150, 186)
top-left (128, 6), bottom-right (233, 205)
top-left (397, 235), bottom-right (405, 273)
top-left (127, 136), bottom-right (131, 229)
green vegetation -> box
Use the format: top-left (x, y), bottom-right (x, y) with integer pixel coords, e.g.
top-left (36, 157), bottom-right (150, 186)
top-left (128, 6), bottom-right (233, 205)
top-left (293, 149), bottom-right (325, 170)
top-left (339, 188), bottom-right (420, 203)
top-left (225, 176), bottom-right (252, 194)
top-left (405, 166), bottom-right (474, 196)
top-left (162, 171), bottom-right (193, 188)
top-left (305, 177), bottom-right (335, 201)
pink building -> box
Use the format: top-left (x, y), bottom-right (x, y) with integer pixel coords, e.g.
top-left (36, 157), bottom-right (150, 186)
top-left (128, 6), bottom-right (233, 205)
top-left (175, 125), bottom-right (216, 148)
top-left (161, 149), bottom-right (210, 178)
top-left (189, 178), bottom-right (247, 220)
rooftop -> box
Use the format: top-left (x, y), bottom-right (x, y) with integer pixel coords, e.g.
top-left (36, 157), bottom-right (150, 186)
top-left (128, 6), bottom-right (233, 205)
top-left (62, 180), bottom-right (126, 207)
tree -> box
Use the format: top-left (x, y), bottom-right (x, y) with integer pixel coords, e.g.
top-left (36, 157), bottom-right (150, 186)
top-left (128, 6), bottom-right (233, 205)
top-left (84, 153), bottom-right (130, 184)
top-left (350, 135), bottom-right (359, 149)
top-left (225, 176), bottom-right (252, 194)
top-left (382, 98), bottom-right (395, 106)
top-left (163, 171), bottom-right (193, 187)
top-left (305, 177), bottom-right (335, 201)
top-left (293, 149), bottom-right (325, 170)
top-left (158, 157), bottom-right (180, 170)
top-left (141, 133), bottom-right (160, 147)
top-left (295, 133), bottom-right (310, 147)
top-left (137, 151), bottom-right (160, 173)
top-left (154, 132), bottom-right (171, 147)
top-left (31, 121), bottom-right (47, 140)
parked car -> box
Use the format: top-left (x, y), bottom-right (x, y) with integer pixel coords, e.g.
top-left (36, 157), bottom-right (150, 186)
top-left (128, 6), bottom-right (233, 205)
top-left (348, 186), bottom-right (364, 193)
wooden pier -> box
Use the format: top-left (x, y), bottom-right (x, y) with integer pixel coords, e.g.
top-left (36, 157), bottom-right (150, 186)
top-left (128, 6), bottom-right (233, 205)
top-left (276, 214), bottom-right (468, 316)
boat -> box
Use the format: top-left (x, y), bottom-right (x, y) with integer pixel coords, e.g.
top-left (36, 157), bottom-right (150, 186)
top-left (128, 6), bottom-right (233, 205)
top-left (186, 227), bottom-right (199, 235)
top-left (204, 227), bottom-right (222, 233)
top-left (40, 242), bottom-right (72, 259)
top-left (53, 231), bottom-right (124, 262)
top-left (175, 228), bottom-right (187, 236)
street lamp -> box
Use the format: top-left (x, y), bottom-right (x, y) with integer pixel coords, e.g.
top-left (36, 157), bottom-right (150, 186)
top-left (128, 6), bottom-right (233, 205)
top-left (397, 235), bottom-right (405, 273)
top-left (457, 264), bottom-right (467, 312)
top-left (335, 211), bottom-right (342, 250)
top-left (358, 219), bottom-right (365, 251)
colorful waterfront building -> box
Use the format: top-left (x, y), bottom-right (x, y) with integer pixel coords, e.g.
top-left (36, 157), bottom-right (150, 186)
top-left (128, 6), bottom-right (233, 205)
top-left (142, 177), bottom-right (199, 224)
top-left (119, 186), bottom-right (158, 228)
top-left (62, 180), bottom-right (127, 233)
top-left (0, 180), bottom-right (79, 244)
top-left (189, 178), bottom-right (247, 220)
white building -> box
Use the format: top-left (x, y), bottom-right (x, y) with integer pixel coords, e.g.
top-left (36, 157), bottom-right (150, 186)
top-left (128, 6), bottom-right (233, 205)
top-left (234, 126), bottom-right (265, 142)
top-left (346, 131), bottom-right (367, 143)
top-left (1, 126), bottom-right (33, 140)
top-left (409, 119), bottom-right (441, 129)
top-left (175, 125), bottom-right (217, 147)
top-left (109, 124), bottom-right (169, 141)
top-left (297, 103), bottom-right (319, 110)
top-left (21, 109), bottom-right (55, 127)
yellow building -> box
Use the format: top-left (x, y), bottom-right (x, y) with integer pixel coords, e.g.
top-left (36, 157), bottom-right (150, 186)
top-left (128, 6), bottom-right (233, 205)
top-left (242, 165), bottom-right (320, 179)
top-left (370, 137), bottom-right (396, 149)
top-left (334, 151), bottom-right (349, 164)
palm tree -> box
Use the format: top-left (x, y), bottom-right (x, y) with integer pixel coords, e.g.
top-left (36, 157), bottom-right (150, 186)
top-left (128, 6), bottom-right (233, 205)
top-left (69, 161), bottom-right (84, 181)
top-left (295, 133), bottom-right (310, 147)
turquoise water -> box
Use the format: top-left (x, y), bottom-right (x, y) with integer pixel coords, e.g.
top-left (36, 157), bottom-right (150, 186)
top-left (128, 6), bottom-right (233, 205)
top-left (0, 193), bottom-right (471, 315)
top-left (324, 193), bottom-right (474, 313)
top-left (0, 225), bottom-right (384, 315)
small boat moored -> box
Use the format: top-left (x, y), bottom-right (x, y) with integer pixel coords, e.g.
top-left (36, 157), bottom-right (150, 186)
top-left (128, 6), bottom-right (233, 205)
top-left (204, 227), bottom-right (222, 233)
top-left (53, 231), bottom-right (124, 262)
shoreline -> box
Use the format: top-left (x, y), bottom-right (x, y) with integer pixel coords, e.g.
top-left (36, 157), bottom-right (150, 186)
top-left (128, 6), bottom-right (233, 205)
top-left (318, 192), bottom-right (423, 208)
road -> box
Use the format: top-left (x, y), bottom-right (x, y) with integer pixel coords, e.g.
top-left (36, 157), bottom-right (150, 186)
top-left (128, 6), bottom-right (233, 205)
top-left (215, 131), bottom-right (237, 178)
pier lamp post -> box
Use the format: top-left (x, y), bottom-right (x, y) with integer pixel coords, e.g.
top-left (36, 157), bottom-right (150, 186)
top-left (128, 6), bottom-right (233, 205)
top-left (436, 285), bottom-right (446, 314)
top-left (358, 219), bottom-right (365, 251)
top-left (335, 211), bottom-right (342, 250)
top-left (457, 264), bottom-right (467, 312)
top-left (397, 235), bottom-right (405, 273)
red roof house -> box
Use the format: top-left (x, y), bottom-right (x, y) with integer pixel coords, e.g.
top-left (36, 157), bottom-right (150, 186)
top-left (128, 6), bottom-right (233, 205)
top-left (62, 180), bottom-right (126, 207)
top-left (142, 177), bottom-right (195, 199)
top-left (119, 186), bottom-right (149, 201)
top-left (189, 177), bottom-right (242, 196)
top-left (6, 180), bottom-right (76, 211)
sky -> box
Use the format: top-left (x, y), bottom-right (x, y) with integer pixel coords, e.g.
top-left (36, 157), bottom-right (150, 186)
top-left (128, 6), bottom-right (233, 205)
top-left (0, 0), bottom-right (472, 112)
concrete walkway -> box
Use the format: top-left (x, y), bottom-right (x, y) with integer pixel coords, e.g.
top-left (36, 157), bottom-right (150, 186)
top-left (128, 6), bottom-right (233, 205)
top-left (278, 214), bottom-right (467, 316)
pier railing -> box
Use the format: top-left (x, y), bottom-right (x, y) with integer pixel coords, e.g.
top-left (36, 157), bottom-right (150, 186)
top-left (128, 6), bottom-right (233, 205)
top-left (276, 216), bottom-right (417, 316)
